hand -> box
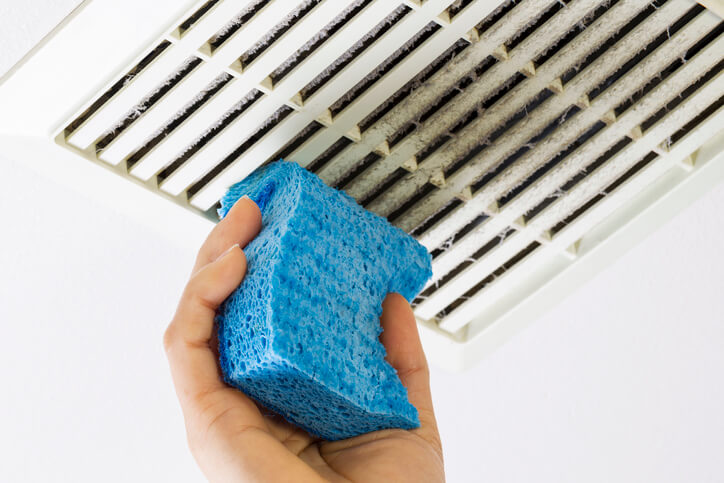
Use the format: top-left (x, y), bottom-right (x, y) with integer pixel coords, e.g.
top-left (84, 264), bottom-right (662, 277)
top-left (164, 196), bottom-right (444, 482)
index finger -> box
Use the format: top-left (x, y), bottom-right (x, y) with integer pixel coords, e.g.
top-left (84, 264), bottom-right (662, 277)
top-left (192, 196), bottom-right (262, 274)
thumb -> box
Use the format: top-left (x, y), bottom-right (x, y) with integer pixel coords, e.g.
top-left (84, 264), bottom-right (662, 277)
top-left (165, 245), bottom-right (249, 409)
top-left (379, 293), bottom-right (440, 441)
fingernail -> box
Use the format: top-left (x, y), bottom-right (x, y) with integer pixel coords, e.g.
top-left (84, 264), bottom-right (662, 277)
top-left (216, 244), bottom-right (239, 261)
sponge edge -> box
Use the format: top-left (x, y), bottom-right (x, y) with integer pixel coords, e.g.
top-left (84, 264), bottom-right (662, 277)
top-left (216, 160), bottom-right (432, 440)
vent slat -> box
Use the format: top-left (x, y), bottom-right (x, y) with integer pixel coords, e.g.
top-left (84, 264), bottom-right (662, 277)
top-left (427, 27), bottom-right (723, 293)
top-left (423, 44), bottom-right (724, 327)
top-left (65, 0), bottom-right (251, 149)
top-left (346, 0), bottom-right (612, 203)
top-left (316, 0), bottom-right (551, 189)
top-left (378, 0), bottom-right (694, 226)
top-left (288, 0), bottom-right (498, 167)
top-left (159, 93), bottom-right (282, 195)
top-left (439, 86), bottom-right (724, 332)
top-left (99, 62), bottom-right (231, 165)
top-left (404, 0), bottom-right (703, 240)
top-left (57, 0), bottom-right (724, 337)
top-left (190, 0), bottom-right (491, 210)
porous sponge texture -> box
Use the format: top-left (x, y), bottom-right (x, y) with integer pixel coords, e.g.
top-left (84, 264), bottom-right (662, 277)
top-left (216, 161), bottom-right (432, 441)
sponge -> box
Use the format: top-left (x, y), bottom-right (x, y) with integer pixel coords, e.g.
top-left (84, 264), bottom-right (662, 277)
top-left (216, 160), bottom-right (432, 441)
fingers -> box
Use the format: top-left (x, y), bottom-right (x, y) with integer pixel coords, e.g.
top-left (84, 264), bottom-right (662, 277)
top-left (379, 293), bottom-right (440, 439)
top-left (164, 245), bottom-right (247, 408)
top-left (192, 196), bottom-right (262, 274)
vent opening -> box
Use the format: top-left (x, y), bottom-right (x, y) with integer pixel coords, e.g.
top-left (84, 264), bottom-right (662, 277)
top-left (268, 0), bottom-right (374, 87)
top-left (298, 4), bottom-right (412, 103)
top-left (95, 56), bottom-right (203, 154)
top-left (236, 0), bottom-right (323, 70)
top-left (186, 105), bottom-right (295, 198)
top-left (435, 241), bottom-right (541, 320)
top-left (174, 0), bottom-right (222, 38)
top-left (64, 41), bottom-right (171, 138)
top-left (156, 89), bottom-right (263, 182)
top-left (127, 73), bottom-right (232, 170)
top-left (204, 0), bottom-right (272, 54)
top-left (328, 21), bottom-right (441, 118)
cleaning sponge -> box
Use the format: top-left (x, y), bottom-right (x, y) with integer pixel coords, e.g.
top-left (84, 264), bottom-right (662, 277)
top-left (216, 160), bottom-right (432, 441)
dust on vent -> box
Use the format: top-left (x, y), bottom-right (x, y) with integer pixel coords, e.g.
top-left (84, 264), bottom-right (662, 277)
top-left (56, 0), bottom-right (724, 356)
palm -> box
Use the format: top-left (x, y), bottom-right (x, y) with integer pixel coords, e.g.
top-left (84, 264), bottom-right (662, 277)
top-left (164, 197), bottom-right (444, 482)
top-left (191, 383), bottom-right (443, 483)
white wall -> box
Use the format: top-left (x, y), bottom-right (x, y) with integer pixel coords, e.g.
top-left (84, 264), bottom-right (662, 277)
top-left (2, 3), bottom-right (724, 482)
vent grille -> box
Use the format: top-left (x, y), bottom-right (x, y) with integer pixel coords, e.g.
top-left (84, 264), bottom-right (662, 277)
top-left (57, 0), bottom-right (724, 338)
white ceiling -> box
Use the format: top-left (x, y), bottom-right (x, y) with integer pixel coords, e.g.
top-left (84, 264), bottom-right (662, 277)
top-left (2, 2), bottom-right (723, 482)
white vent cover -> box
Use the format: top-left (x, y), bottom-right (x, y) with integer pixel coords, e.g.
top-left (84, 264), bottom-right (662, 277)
top-left (1, 0), bottom-right (723, 370)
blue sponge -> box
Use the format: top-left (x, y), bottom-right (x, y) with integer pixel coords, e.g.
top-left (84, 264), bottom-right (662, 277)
top-left (215, 160), bottom-right (432, 440)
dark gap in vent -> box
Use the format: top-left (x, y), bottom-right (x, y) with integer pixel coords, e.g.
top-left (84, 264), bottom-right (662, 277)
top-left (475, 0), bottom-right (517, 37)
top-left (176, 0), bottom-right (221, 37)
top-left (488, 88), bottom-right (554, 143)
top-left (641, 60), bottom-right (724, 132)
top-left (496, 115), bottom-right (602, 206)
top-left (423, 228), bottom-right (515, 298)
top-left (560, 137), bottom-right (632, 192)
top-left (264, 121), bottom-right (324, 165)
top-left (334, 152), bottom-right (382, 190)
top-left (429, 213), bottom-right (489, 259)
top-left (560, 0), bottom-right (667, 84)
top-left (306, 137), bottom-right (353, 173)
top-left (328, 21), bottom-right (441, 118)
top-left (387, 183), bottom-right (436, 224)
top-left (127, 73), bottom-right (232, 170)
top-left (444, 88), bottom-right (554, 179)
top-left (358, 39), bottom-right (470, 133)
top-left (524, 136), bottom-right (632, 221)
top-left (482, 71), bottom-right (526, 109)
top-left (614, 59), bottom-right (684, 117)
top-left (473, 104), bottom-right (582, 195)
top-left (406, 58), bottom-right (500, 163)
top-left (64, 41), bottom-right (171, 138)
top-left (526, 100), bottom-right (577, 146)
top-left (446, 0), bottom-right (476, 21)
top-left (299, 5), bottom-right (412, 102)
top-left (416, 134), bottom-right (453, 164)
top-left (207, 0), bottom-right (273, 53)
top-left (549, 151), bottom-right (658, 236)
top-left (387, 122), bottom-right (418, 148)
top-left (187, 105), bottom-right (295, 198)
top-left (95, 57), bottom-right (202, 153)
top-left (505, 1), bottom-right (566, 51)
top-left (602, 151), bottom-right (658, 193)
top-left (268, 0), bottom-right (374, 86)
top-left (238, 0), bottom-right (323, 69)
top-left (414, 106), bottom-right (480, 164)
top-left (409, 198), bottom-right (462, 238)
top-left (156, 89), bottom-right (263, 182)
top-left (522, 194), bottom-right (558, 222)
top-left (420, 75), bottom-right (476, 124)
top-left (474, 55), bottom-right (499, 77)
top-left (587, 4), bottom-right (704, 101)
top-left (614, 23), bottom-right (724, 117)
top-left (388, 63), bottom-right (477, 149)
top-left (418, 60), bottom-right (488, 129)
top-left (669, 94), bottom-right (724, 145)
top-left (436, 241), bottom-right (540, 319)
top-left (360, 167), bottom-right (408, 207)
top-left (533, 0), bottom-right (618, 68)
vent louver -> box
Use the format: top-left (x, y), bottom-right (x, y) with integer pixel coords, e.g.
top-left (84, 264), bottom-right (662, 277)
top-left (55, 0), bottom-right (724, 360)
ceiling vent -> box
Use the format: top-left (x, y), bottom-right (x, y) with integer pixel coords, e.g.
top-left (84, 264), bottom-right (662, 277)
top-left (1, 0), bottom-right (722, 370)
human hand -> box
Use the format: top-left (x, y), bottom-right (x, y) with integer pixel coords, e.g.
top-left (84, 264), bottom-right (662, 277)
top-left (164, 196), bottom-right (444, 482)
